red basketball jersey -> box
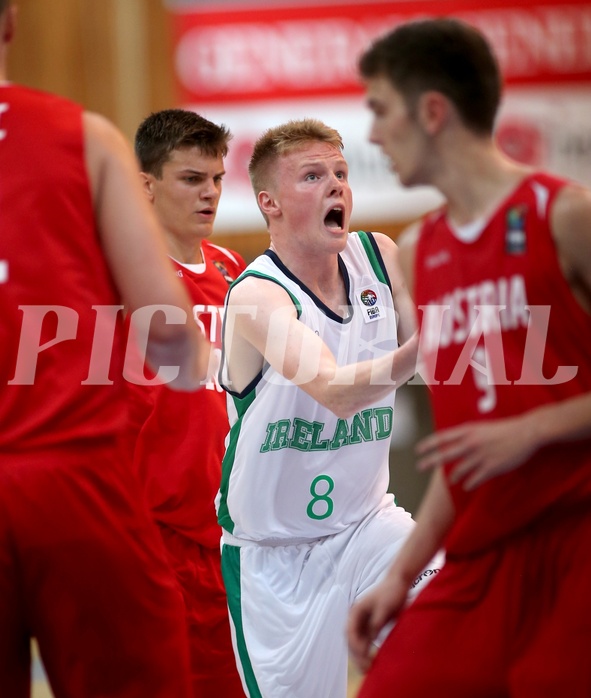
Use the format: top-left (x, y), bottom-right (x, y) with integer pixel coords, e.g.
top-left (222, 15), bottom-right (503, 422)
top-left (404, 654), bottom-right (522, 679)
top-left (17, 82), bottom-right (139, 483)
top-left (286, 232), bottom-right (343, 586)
top-left (415, 172), bottom-right (591, 554)
top-left (0, 85), bottom-right (125, 450)
top-left (125, 241), bottom-right (245, 547)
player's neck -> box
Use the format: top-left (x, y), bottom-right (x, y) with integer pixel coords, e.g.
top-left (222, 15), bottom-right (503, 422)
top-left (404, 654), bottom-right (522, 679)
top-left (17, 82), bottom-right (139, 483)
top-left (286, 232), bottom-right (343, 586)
top-left (165, 233), bottom-right (205, 265)
top-left (275, 247), bottom-right (347, 314)
top-left (438, 146), bottom-right (530, 227)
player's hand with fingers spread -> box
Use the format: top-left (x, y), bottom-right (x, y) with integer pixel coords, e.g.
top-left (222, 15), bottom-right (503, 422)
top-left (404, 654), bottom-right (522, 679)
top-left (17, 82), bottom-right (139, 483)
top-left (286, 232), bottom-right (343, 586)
top-left (348, 572), bottom-right (409, 673)
top-left (416, 415), bottom-right (540, 490)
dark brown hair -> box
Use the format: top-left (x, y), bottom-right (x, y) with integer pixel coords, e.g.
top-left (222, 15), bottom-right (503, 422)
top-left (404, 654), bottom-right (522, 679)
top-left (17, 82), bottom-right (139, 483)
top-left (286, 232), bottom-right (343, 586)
top-left (359, 18), bottom-right (502, 135)
top-left (135, 109), bottom-right (231, 177)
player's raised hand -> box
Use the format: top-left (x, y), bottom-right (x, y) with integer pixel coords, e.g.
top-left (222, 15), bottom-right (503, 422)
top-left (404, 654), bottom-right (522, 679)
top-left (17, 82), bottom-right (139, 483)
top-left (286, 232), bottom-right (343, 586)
top-left (416, 416), bottom-right (538, 490)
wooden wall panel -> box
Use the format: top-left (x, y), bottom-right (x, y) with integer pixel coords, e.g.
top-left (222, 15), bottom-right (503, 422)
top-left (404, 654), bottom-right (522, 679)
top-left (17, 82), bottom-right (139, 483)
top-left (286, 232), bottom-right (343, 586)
top-left (8, 0), bottom-right (171, 138)
top-left (144, 0), bottom-right (175, 114)
top-left (9, 0), bottom-right (117, 119)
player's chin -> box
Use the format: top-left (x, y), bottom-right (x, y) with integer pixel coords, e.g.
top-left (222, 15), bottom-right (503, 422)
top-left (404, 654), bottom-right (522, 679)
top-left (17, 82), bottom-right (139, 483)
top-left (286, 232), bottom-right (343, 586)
top-left (195, 221), bottom-right (215, 238)
top-left (324, 229), bottom-right (348, 250)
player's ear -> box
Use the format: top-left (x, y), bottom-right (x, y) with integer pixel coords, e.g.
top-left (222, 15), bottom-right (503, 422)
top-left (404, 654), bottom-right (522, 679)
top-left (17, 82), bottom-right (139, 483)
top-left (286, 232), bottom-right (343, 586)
top-left (139, 172), bottom-right (155, 202)
top-left (417, 91), bottom-right (449, 135)
top-left (258, 190), bottom-right (281, 219)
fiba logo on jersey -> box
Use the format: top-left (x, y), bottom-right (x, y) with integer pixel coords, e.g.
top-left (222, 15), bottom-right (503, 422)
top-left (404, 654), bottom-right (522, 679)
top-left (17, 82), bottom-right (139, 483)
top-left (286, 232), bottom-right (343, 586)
top-left (359, 288), bottom-right (381, 323)
top-left (505, 205), bottom-right (527, 255)
top-left (360, 289), bottom-right (377, 306)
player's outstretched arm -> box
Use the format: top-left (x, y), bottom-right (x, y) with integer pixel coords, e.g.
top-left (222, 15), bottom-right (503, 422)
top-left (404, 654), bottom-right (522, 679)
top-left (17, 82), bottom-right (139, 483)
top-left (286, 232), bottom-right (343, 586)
top-left (83, 112), bottom-right (209, 391)
top-left (348, 468), bottom-right (453, 672)
top-left (224, 275), bottom-right (419, 418)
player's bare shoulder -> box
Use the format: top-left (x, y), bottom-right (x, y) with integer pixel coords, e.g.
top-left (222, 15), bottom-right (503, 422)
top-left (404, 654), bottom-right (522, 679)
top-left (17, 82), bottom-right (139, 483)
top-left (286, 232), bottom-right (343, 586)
top-left (394, 222), bottom-right (421, 294)
top-left (224, 272), bottom-right (299, 392)
top-left (227, 271), bottom-right (296, 312)
top-left (226, 272), bottom-right (299, 343)
top-left (369, 230), bottom-right (418, 340)
top-left (83, 112), bottom-right (131, 164)
top-left (82, 111), bottom-right (140, 205)
top-left (550, 182), bottom-right (591, 303)
top-left (369, 231), bottom-right (403, 282)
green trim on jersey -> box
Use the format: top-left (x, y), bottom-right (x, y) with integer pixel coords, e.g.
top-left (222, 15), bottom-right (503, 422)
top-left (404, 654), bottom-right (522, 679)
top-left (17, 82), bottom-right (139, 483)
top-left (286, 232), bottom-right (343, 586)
top-left (218, 389), bottom-right (258, 533)
top-left (221, 545), bottom-right (263, 698)
top-left (237, 270), bottom-right (303, 318)
top-left (357, 230), bottom-right (388, 286)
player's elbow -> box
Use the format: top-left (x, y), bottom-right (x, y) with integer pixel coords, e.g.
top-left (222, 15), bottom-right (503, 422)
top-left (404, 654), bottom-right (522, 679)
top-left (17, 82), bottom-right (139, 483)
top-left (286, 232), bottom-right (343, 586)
top-left (322, 394), bottom-right (365, 420)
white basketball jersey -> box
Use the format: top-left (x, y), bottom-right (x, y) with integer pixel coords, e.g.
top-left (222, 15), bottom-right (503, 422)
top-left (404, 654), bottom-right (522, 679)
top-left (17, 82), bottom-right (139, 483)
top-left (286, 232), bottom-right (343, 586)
top-left (218, 232), bottom-right (399, 542)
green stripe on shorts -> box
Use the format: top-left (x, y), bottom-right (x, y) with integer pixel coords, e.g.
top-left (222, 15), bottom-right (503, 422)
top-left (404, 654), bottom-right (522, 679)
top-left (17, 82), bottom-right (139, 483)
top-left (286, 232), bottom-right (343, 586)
top-left (221, 544), bottom-right (263, 698)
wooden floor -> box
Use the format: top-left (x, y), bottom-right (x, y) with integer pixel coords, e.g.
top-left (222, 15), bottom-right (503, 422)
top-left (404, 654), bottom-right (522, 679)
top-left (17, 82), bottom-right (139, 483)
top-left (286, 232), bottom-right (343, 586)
top-left (32, 682), bottom-right (52, 698)
top-left (348, 664), bottom-right (363, 697)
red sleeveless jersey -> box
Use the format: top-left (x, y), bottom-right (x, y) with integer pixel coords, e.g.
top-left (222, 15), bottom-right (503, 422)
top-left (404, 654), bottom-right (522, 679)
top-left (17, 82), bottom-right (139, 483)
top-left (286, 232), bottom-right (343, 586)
top-left (0, 85), bottom-right (125, 450)
top-left (124, 241), bottom-right (246, 546)
top-left (415, 172), bottom-right (591, 554)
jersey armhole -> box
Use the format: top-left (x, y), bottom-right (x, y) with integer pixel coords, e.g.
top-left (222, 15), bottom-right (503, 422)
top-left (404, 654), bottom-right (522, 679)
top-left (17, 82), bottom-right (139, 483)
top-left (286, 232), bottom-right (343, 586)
top-left (232, 270), bottom-right (303, 318)
top-left (357, 231), bottom-right (392, 291)
top-left (219, 271), bottom-right (300, 398)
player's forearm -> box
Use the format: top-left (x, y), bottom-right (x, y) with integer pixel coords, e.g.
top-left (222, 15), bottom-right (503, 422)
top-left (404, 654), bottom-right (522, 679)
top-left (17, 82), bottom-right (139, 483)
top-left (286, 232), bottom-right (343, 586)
top-left (525, 392), bottom-right (591, 450)
top-left (383, 470), bottom-right (452, 589)
top-left (317, 332), bottom-right (419, 418)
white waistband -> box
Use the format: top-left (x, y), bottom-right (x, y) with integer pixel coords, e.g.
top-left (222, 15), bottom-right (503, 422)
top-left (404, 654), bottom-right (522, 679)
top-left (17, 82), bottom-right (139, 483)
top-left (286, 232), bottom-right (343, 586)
top-left (222, 530), bottom-right (324, 548)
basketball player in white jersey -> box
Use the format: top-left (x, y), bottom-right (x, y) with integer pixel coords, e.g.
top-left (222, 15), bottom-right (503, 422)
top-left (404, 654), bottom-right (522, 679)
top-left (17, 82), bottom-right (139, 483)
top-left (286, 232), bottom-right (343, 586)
top-left (217, 119), bottom-right (442, 698)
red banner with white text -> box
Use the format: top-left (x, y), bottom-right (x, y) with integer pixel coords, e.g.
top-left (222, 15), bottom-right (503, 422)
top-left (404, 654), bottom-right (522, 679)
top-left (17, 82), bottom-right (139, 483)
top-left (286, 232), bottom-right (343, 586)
top-left (165, 0), bottom-right (591, 231)
top-left (169, 0), bottom-right (591, 106)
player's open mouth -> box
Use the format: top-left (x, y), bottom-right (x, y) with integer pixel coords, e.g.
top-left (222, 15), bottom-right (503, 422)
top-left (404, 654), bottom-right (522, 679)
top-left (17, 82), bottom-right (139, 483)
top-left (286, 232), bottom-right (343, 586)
top-left (324, 206), bottom-right (344, 230)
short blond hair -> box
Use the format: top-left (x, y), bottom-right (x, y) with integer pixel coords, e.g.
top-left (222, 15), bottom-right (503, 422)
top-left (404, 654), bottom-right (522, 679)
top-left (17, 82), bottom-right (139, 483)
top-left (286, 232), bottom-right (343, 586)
top-left (249, 119), bottom-right (344, 197)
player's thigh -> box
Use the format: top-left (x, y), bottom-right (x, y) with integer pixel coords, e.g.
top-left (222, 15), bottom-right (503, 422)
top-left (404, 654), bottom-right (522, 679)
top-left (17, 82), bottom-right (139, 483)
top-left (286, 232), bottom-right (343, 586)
top-left (344, 504), bottom-right (442, 604)
top-left (222, 541), bottom-right (349, 698)
top-left (510, 512), bottom-right (591, 698)
top-left (19, 449), bottom-right (191, 697)
top-left (161, 529), bottom-right (244, 695)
